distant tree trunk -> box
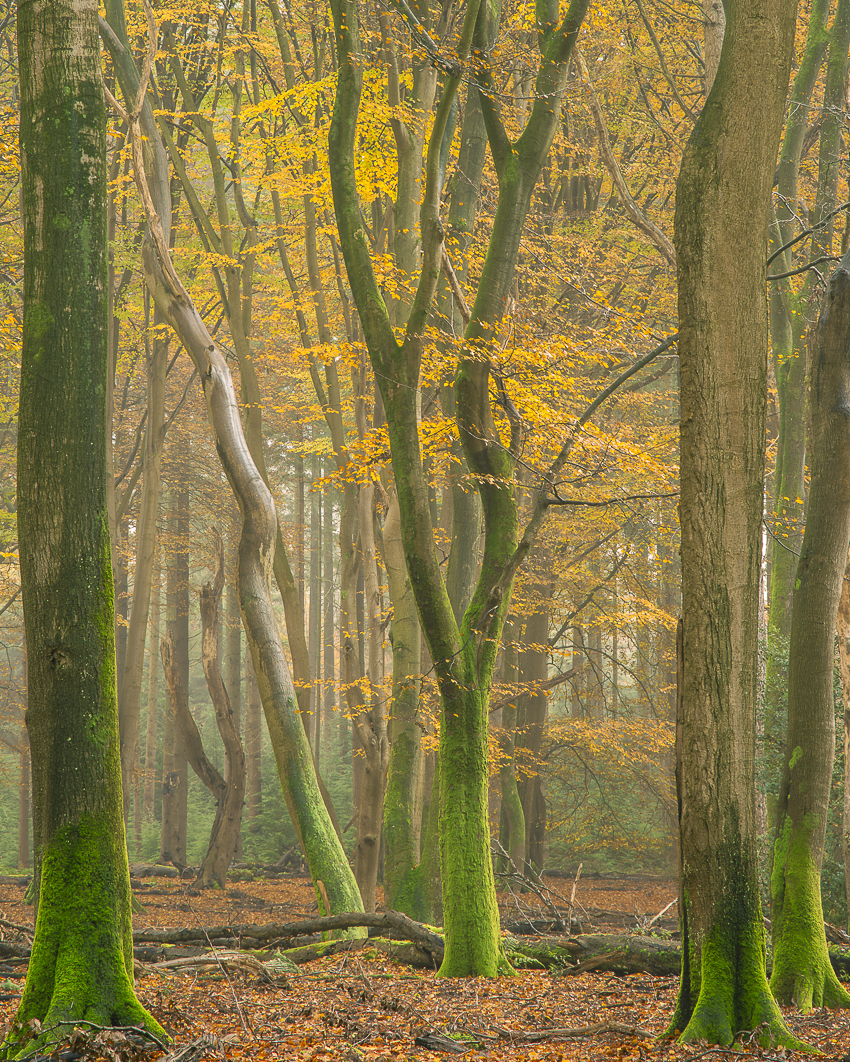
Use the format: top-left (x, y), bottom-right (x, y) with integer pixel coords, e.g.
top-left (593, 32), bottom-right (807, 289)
top-left (245, 652), bottom-right (263, 825)
top-left (498, 619), bottom-right (526, 874)
top-left (161, 491), bottom-right (189, 868)
top-left (9, 0), bottom-right (163, 1042)
top-left (171, 490), bottom-right (189, 868)
top-left (118, 302), bottom-right (167, 820)
top-left (517, 577), bottom-right (551, 873)
top-left (322, 476), bottom-right (336, 769)
top-left (198, 533), bottom-right (246, 886)
top-left (162, 534), bottom-right (246, 888)
top-left (143, 554), bottom-right (161, 821)
top-left (224, 520), bottom-right (242, 858)
top-left (160, 677), bottom-right (178, 863)
top-left (770, 249), bottom-right (850, 1012)
top-left (307, 453), bottom-right (321, 748)
top-left (669, 0), bottom-right (799, 1041)
top-left (18, 738), bottom-right (30, 870)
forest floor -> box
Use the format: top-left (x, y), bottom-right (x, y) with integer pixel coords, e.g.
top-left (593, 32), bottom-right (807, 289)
top-left (1, 870), bottom-right (849, 1061)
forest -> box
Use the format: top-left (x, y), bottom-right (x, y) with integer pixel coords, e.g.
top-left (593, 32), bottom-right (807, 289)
top-left (2, 0), bottom-right (850, 1053)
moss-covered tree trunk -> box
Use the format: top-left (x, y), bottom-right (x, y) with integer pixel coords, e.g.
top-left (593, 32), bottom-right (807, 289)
top-left (7, 0), bottom-right (164, 1051)
top-left (382, 491), bottom-right (427, 917)
top-left (770, 249), bottom-right (850, 1012)
top-left (329, 0), bottom-right (590, 975)
top-left (670, 0), bottom-right (799, 1043)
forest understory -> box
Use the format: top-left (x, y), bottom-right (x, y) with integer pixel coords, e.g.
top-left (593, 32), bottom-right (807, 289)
top-left (1, 872), bottom-right (849, 1062)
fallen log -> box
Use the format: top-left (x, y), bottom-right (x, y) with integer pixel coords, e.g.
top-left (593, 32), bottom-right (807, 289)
top-left (505, 933), bottom-right (681, 976)
top-left (132, 911), bottom-right (445, 957)
top-left (502, 1021), bottom-right (652, 1042)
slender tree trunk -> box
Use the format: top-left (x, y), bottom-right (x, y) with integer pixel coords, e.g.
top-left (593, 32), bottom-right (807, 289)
top-left (382, 491), bottom-right (425, 915)
top-left (160, 673), bottom-right (178, 863)
top-left (670, 0), bottom-right (799, 1042)
top-left (118, 304), bottom-right (167, 819)
top-left (770, 250), bottom-right (850, 1011)
top-left (143, 553), bottom-right (161, 821)
top-left (224, 520), bottom-right (243, 858)
top-left (307, 454), bottom-right (321, 748)
top-left (17, 739), bottom-right (30, 871)
top-left (517, 577), bottom-right (551, 873)
top-left (322, 476), bottom-right (336, 770)
top-left (197, 536), bottom-right (246, 887)
top-left (245, 652), bottom-right (263, 826)
top-left (10, 0), bottom-right (163, 1041)
top-left (498, 619), bottom-right (526, 874)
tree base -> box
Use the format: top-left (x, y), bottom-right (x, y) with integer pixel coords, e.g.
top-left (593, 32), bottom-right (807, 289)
top-left (666, 925), bottom-right (813, 1051)
top-left (2, 819), bottom-right (166, 1060)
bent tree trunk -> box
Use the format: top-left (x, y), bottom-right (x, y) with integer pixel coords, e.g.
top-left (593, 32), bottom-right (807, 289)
top-left (770, 251), bottom-right (850, 1012)
top-left (8, 0), bottom-right (164, 1049)
top-left (101, 0), bottom-right (364, 928)
top-left (671, 0), bottom-right (799, 1044)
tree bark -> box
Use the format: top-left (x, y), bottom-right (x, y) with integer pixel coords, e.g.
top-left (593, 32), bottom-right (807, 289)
top-left (670, 0), bottom-right (799, 1043)
top-left (9, 0), bottom-right (164, 1045)
top-left (770, 249), bottom-right (850, 1012)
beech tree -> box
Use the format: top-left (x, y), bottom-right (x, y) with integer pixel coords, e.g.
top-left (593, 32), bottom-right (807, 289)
top-left (670, 0), bottom-right (799, 1043)
top-left (329, 0), bottom-right (590, 974)
top-left (5, 0), bottom-right (164, 1049)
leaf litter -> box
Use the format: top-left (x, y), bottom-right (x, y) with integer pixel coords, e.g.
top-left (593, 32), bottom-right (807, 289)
top-left (0, 873), bottom-right (848, 1062)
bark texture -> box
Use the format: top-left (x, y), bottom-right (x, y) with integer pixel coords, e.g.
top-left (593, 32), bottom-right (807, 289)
top-left (671, 0), bottom-right (799, 1043)
top-left (9, 0), bottom-right (163, 1049)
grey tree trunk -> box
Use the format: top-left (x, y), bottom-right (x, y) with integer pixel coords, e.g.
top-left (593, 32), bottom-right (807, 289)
top-left (670, 0), bottom-right (799, 1041)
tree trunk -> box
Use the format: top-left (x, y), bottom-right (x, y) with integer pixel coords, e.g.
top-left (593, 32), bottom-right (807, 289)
top-left (159, 670), bottom-right (178, 864)
top-left (118, 305), bottom-right (167, 820)
top-left (160, 492), bottom-right (187, 868)
top-left (329, 0), bottom-right (590, 973)
top-left (770, 249), bottom-right (850, 1012)
top-left (670, 0), bottom-right (799, 1043)
top-left (322, 477), bottom-right (336, 768)
top-left (245, 651), bottom-right (263, 826)
top-left (517, 579), bottom-right (551, 873)
top-left (17, 738), bottom-right (30, 871)
top-left (10, 0), bottom-right (163, 1043)
top-left (196, 533), bottom-right (246, 888)
top-left (142, 554), bottom-right (161, 822)
top-left (382, 491), bottom-right (426, 916)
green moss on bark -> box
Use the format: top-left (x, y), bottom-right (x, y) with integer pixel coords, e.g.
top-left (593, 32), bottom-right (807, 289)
top-left (771, 814), bottom-right (850, 1010)
top-left (4, 817), bottom-right (164, 1058)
